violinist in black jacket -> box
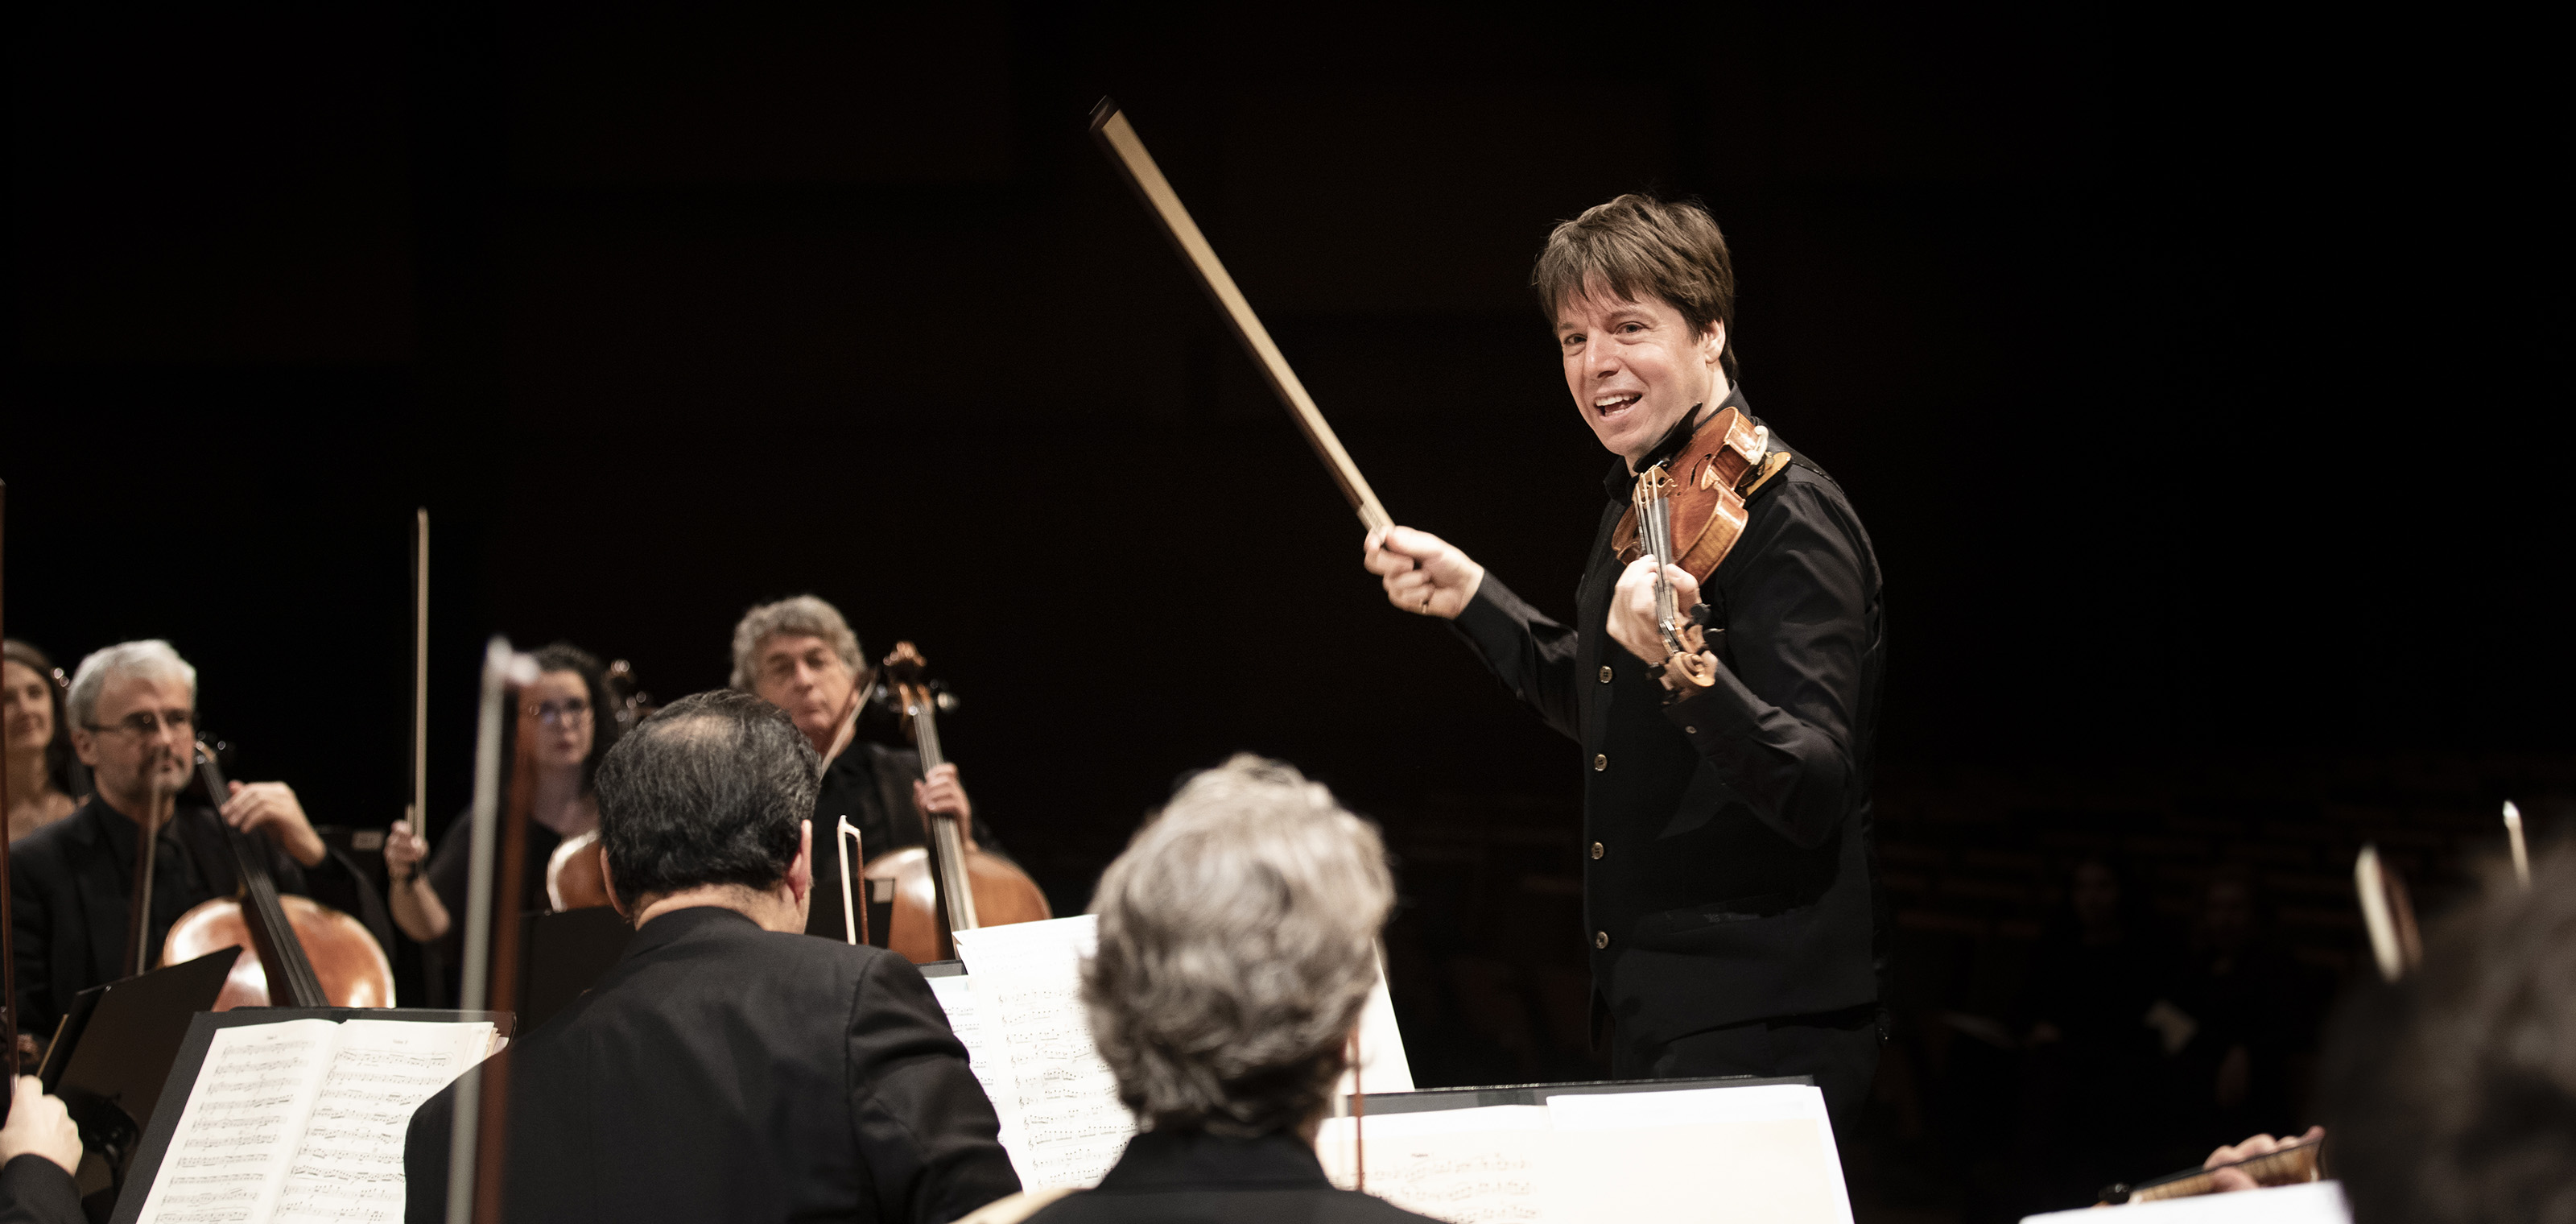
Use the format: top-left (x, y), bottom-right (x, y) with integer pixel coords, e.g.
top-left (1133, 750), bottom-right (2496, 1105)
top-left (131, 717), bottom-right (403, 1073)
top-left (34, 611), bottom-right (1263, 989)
top-left (404, 689), bottom-right (1018, 1224)
top-left (8, 641), bottom-right (390, 1037)
top-left (1364, 194), bottom-right (1885, 1130)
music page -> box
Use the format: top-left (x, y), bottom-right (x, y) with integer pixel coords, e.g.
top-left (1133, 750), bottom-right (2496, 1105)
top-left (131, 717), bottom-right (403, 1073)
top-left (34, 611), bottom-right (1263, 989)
top-left (1317, 1104), bottom-right (1548, 1223)
top-left (134, 1020), bottom-right (341, 1224)
top-left (1541, 1084), bottom-right (1852, 1224)
top-left (132, 1018), bottom-right (496, 1224)
top-left (926, 974), bottom-right (1026, 1156)
top-left (271, 1019), bottom-right (497, 1224)
top-left (952, 916), bottom-right (1133, 1189)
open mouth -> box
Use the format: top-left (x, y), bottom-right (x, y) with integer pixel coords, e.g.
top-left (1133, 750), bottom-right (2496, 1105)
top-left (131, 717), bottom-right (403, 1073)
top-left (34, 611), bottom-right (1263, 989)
top-left (1594, 393), bottom-right (1642, 422)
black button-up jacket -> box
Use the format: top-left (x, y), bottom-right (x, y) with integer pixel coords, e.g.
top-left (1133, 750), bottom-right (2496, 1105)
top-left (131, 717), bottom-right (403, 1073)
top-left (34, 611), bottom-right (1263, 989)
top-left (1449, 387), bottom-right (1885, 1048)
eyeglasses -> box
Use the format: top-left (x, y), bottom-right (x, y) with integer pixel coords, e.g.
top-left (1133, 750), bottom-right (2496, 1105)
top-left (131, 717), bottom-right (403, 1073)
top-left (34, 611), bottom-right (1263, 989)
top-left (526, 698), bottom-right (592, 727)
top-left (85, 709), bottom-right (194, 738)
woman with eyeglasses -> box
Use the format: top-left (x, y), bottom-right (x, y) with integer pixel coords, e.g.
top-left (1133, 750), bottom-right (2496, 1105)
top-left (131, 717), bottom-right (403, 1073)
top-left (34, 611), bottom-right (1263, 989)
top-left (382, 643), bottom-right (618, 974)
top-left (3, 640), bottom-right (81, 843)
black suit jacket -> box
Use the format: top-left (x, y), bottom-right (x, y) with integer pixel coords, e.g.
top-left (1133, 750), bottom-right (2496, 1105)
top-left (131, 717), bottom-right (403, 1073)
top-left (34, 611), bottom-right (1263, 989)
top-left (1026, 1129), bottom-right (1435, 1224)
top-left (8, 798), bottom-right (392, 1036)
top-left (404, 906), bottom-right (1018, 1224)
top-left (1449, 386), bottom-right (1886, 1052)
top-left (0, 1156), bottom-right (82, 1224)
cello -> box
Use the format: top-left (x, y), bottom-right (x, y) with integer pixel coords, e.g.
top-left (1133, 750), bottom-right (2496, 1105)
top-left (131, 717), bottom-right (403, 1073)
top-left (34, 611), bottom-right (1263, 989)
top-left (160, 743), bottom-right (395, 1008)
top-left (857, 642), bottom-right (1050, 962)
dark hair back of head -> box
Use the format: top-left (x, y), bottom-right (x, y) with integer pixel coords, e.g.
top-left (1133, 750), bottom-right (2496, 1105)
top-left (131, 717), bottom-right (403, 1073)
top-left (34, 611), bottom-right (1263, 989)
top-left (593, 688), bottom-right (817, 912)
top-left (1531, 192), bottom-right (1740, 382)
top-left (2318, 842), bottom-right (2576, 1222)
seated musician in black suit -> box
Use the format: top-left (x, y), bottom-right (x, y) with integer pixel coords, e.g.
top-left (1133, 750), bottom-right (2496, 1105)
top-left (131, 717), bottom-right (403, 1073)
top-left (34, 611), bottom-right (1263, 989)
top-left (7, 639), bottom-right (391, 1037)
top-left (0, 1076), bottom-right (85, 1224)
top-left (729, 595), bottom-right (1004, 941)
top-left (1013, 755), bottom-right (1435, 1224)
top-left (403, 688), bottom-right (1019, 1224)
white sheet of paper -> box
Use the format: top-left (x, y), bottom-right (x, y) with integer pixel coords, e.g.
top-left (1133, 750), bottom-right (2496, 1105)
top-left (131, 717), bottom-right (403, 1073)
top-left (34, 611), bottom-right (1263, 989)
top-left (2020, 1180), bottom-right (2351, 1224)
top-left (1542, 1085), bottom-right (1852, 1224)
top-left (1335, 955), bottom-right (1414, 1099)
top-left (1316, 1105), bottom-right (1549, 1223)
top-left (135, 1020), bottom-right (343, 1224)
top-left (927, 974), bottom-right (1026, 1158)
top-left (270, 1019), bottom-right (495, 1224)
top-left (953, 916), bottom-right (1134, 1189)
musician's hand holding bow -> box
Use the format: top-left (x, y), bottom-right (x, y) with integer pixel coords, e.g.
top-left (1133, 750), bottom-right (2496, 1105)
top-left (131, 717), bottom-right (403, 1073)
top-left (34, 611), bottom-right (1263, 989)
top-left (0, 1076), bottom-right (83, 1176)
top-left (914, 763), bottom-right (979, 851)
top-left (1608, 556), bottom-right (1702, 667)
top-left (221, 779), bottom-right (328, 868)
top-left (2202, 1126), bottom-right (2324, 1192)
top-left (1364, 527), bottom-right (1484, 619)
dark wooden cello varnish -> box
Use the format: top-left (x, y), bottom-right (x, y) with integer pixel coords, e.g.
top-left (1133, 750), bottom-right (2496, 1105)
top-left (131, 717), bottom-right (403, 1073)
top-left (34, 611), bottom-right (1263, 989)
top-left (861, 642), bottom-right (1050, 963)
top-left (159, 743), bottom-right (394, 1009)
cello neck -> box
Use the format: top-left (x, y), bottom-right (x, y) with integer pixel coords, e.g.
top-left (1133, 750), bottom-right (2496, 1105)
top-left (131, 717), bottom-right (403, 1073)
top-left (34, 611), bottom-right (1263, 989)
top-left (195, 745), bottom-right (329, 1008)
top-left (903, 691), bottom-right (979, 937)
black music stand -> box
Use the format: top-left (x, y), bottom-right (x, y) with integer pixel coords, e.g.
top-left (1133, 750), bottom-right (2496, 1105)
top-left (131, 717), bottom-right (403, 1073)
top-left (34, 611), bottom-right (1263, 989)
top-left (36, 949), bottom-right (241, 1220)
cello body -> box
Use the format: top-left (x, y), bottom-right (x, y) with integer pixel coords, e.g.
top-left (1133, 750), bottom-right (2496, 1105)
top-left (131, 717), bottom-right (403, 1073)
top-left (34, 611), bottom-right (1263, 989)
top-left (163, 893), bottom-right (395, 1009)
top-left (862, 845), bottom-right (1051, 965)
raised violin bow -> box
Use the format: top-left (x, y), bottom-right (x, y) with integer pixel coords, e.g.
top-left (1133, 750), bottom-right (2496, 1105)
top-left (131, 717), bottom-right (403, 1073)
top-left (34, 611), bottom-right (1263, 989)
top-left (447, 639), bottom-right (541, 1224)
top-left (1, 481), bottom-right (16, 1109)
top-left (1089, 98), bottom-right (1393, 534)
top-left (411, 510), bottom-right (430, 844)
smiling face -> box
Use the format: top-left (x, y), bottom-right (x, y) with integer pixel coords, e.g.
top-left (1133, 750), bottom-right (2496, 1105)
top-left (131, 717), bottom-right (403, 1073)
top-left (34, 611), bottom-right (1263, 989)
top-left (750, 633), bottom-right (857, 754)
top-left (4, 660), bottom-right (54, 758)
top-left (1555, 281), bottom-right (1727, 468)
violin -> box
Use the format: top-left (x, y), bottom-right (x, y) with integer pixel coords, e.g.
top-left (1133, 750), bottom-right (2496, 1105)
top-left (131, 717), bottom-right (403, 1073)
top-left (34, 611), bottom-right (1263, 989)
top-left (1614, 406), bottom-right (1792, 690)
top-left (857, 643), bottom-right (1050, 962)
top-left (161, 743), bottom-right (394, 1008)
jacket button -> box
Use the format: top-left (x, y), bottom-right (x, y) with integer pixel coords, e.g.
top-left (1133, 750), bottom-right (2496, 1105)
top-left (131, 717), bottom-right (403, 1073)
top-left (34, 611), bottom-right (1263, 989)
top-left (1599, 665), bottom-right (1613, 683)
top-left (1685, 726), bottom-right (1698, 734)
top-left (1593, 754), bottom-right (1608, 771)
top-left (1591, 842), bottom-right (1604, 860)
top-left (1595, 931), bottom-right (1610, 949)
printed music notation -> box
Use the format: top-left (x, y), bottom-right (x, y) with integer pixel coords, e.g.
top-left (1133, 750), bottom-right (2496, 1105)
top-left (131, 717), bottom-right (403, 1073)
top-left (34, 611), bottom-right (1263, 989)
top-left (952, 916), bottom-right (1137, 1191)
top-left (134, 1018), bottom-right (498, 1224)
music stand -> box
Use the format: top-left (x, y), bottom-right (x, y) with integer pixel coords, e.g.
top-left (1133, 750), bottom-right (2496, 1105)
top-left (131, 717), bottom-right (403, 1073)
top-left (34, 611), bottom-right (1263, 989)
top-left (35, 948), bottom-right (242, 1214)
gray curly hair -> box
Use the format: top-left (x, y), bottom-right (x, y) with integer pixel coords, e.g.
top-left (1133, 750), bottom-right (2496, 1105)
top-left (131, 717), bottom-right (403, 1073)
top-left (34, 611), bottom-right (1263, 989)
top-left (1082, 754), bottom-right (1394, 1136)
top-left (67, 639), bottom-right (197, 730)
top-left (728, 595), bottom-right (862, 691)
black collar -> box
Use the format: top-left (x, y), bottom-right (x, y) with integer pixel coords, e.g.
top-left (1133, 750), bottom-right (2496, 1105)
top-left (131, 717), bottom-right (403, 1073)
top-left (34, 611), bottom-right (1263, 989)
top-left (621, 902), bottom-right (761, 960)
top-left (1602, 384), bottom-right (1754, 502)
top-left (1090, 1127), bottom-right (1331, 1194)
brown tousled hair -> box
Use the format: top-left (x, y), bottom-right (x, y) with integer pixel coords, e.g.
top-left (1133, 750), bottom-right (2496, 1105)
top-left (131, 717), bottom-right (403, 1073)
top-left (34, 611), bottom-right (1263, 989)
top-left (1531, 193), bottom-right (1740, 382)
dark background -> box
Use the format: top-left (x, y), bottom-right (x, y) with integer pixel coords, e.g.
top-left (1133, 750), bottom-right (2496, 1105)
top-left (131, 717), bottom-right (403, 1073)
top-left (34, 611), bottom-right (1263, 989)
top-left (7, 5), bottom-right (2564, 1218)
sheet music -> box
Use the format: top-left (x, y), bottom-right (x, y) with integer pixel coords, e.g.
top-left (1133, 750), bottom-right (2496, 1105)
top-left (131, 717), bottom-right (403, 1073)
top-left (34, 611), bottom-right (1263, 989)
top-left (952, 916), bottom-right (1133, 1190)
top-left (136, 1020), bottom-right (341, 1224)
top-left (271, 1020), bottom-right (496, 1224)
top-left (1542, 1085), bottom-right (1851, 1224)
top-left (1317, 1105), bottom-right (1548, 1223)
top-left (926, 974), bottom-right (1026, 1156)
top-left (133, 1018), bottom-right (496, 1224)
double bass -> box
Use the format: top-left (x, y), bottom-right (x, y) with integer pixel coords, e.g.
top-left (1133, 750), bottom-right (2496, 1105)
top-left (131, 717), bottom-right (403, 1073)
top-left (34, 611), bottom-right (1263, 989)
top-left (855, 642), bottom-right (1050, 962)
top-left (161, 743), bottom-right (394, 1008)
